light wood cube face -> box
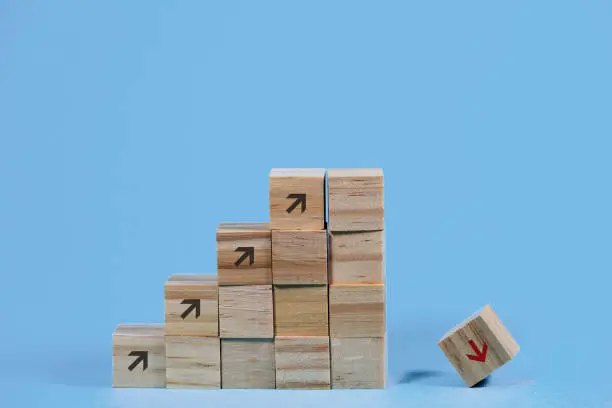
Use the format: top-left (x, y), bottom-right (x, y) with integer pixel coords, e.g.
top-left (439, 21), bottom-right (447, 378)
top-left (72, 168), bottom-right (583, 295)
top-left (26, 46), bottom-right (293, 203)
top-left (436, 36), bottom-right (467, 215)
top-left (274, 286), bottom-right (329, 336)
top-left (438, 305), bottom-right (519, 387)
top-left (165, 336), bottom-right (220, 389)
top-left (219, 285), bottom-right (274, 338)
top-left (272, 230), bottom-right (327, 285)
top-left (221, 339), bottom-right (275, 389)
top-left (331, 337), bottom-right (385, 389)
top-left (329, 231), bottom-right (384, 284)
top-left (269, 168), bottom-right (326, 230)
top-left (328, 168), bottom-right (384, 232)
top-left (217, 223), bottom-right (272, 286)
top-left (112, 324), bottom-right (166, 388)
top-left (164, 274), bottom-right (218, 337)
top-left (275, 336), bottom-right (331, 389)
top-left (329, 284), bottom-right (385, 338)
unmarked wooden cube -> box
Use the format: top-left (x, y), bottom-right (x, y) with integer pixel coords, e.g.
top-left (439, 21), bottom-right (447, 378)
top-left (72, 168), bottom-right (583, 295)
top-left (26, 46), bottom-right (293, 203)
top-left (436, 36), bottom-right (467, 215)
top-left (217, 223), bottom-right (272, 286)
top-left (165, 336), bottom-right (220, 388)
top-left (165, 274), bottom-right (218, 337)
top-left (270, 168), bottom-right (326, 230)
top-left (219, 285), bottom-right (274, 338)
top-left (329, 231), bottom-right (384, 284)
top-left (329, 284), bottom-right (385, 338)
top-left (328, 168), bottom-right (384, 232)
top-left (274, 286), bottom-right (328, 336)
top-left (113, 324), bottom-right (166, 388)
top-left (221, 339), bottom-right (275, 389)
top-left (438, 304), bottom-right (519, 387)
top-left (275, 336), bottom-right (330, 389)
top-left (331, 337), bottom-right (385, 389)
top-left (272, 230), bottom-right (327, 285)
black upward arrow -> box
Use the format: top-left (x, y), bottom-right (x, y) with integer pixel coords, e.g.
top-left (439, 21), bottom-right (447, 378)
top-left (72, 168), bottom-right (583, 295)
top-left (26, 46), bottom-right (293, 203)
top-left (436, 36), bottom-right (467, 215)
top-left (180, 299), bottom-right (201, 319)
top-left (128, 351), bottom-right (148, 371)
top-left (286, 193), bottom-right (306, 214)
top-left (234, 246), bottom-right (255, 266)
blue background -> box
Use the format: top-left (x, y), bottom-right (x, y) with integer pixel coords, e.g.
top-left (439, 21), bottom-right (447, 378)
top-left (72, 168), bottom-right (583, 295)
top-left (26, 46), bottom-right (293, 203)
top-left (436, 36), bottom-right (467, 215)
top-left (1, 1), bottom-right (611, 407)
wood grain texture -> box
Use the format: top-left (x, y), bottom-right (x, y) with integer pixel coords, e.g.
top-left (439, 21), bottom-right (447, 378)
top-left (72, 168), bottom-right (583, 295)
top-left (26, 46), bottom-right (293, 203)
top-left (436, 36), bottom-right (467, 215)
top-left (438, 304), bottom-right (519, 387)
top-left (269, 168), bottom-right (326, 230)
top-left (113, 324), bottom-right (166, 388)
top-left (275, 336), bottom-right (330, 389)
top-left (217, 223), bottom-right (272, 285)
top-left (165, 274), bottom-right (218, 337)
top-left (327, 168), bottom-right (384, 232)
top-left (165, 336), bottom-right (220, 389)
top-left (274, 285), bottom-right (329, 336)
top-left (331, 337), bottom-right (385, 389)
top-left (329, 284), bottom-right (385, 338)
top-left (219, 285), bottom-right (274, 338)
top-left (272, 229), bottom-right (327, 285)
top-left (329, 231), bottom-right (384, 284)
top-left (221, 339), bottom-right (275, 389)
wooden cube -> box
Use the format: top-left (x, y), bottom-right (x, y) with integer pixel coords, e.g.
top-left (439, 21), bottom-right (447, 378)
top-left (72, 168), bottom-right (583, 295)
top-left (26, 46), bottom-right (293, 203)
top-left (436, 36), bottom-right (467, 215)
top-left (438, 304), bottom-right (519, 387)
top-left (331, 337), bottom-right (385, 389)
top-left (219, 285), bottom-right (274, 338)
top-left (164, 274), bottom-right (218, 337)
top-left (221, 339), bottom-right (275, 389)
top-left (112, 324), bottom-right (166, 388)
top-left (329, 284), bottom-right (385, 338)
top-left (217, 223), bottom-right (272, 286)
top-left (275, 336), bottom-right (331, 389)
top-left (328, 168), bottom-right (384, 232)
top-left (165, 336), bottom-right (220, 388)
top-left (272, 230), bottom-right (327, 285)
top-left (274, 286), bottom-right (328, 336)
top-left (329, 231), bottom-right (384, 284)
top-left (270, 168), bottom-right (326, 230)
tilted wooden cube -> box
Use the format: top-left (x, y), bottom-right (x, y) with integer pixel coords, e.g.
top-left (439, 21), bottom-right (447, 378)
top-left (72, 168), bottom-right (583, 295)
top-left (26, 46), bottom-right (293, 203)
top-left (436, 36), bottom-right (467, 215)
top-left (272, 230), bottom-right (327, 285)
top-left (275, 336), bottom-right (331, 389)
top-left (164, 274), bottom-right (218, 337)
top-left (329, 231), bottom-right (384, 284)
top-left (217, 223), bottom-right (272, 286)
top-left (274, 285), bottom-right (328, 336)
top-left (329, 284), bottom-right (385, 338)
top-left (331, 337), bottom-right (385, 389)
top-left (328, 168), bottom-right (384, 232)
top-left (221, 339), bottom-right (275, 389)
top-left (438, 304), bottom-right (519, 387)
top-left (219, 285), bottom-right (274, 338)
top-left (112, 324), bottom-right (166, 388)
top-left (165, 336), bottom-right (220, 388)
top-left (270, 168), bottom-right (326, 230)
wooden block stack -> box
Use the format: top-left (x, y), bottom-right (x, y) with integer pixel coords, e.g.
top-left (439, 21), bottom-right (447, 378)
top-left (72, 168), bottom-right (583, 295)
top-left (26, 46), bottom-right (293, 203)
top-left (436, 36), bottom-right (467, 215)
top-left (328, 169), bottom-right (386, 389)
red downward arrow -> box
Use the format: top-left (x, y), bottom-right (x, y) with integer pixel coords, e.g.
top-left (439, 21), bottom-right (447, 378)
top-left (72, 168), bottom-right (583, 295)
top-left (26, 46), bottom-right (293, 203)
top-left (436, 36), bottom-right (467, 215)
top-left (466, 340), bottom-right (488, 363)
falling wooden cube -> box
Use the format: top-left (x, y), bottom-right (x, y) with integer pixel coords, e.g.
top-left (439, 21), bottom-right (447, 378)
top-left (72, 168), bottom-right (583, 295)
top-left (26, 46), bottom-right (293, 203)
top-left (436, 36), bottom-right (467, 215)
top-left (217, 223), bottom-right (272, 286)
top-left (331, 337), bottom-right (385, 389)
top-left (164, 274), bottom-right (218, 337)
top-left (328, 168), bottom-right (384, 232)
top-left (165, 336), bottom-right (220, 388)
top-left (329, 284), bottom-right (385, 338)
top-left (438, 304), bottom-right (519, 387)
top-left (274, 285), bottom-right (328, 336)
top-left (272, 229), bottom-right (327, 285)
top-left (219, 285), bottom-right (274, 338)
top-left (221, 339), bottom-right (275, 389)
top-left (329, 231), bottom-right (384, 284)
top-left (112, 324), bottom-right (166, 388)
top-left (275, 336), bottom-right (330, 389)
top-left (270, 168), bottom-right (326, 230)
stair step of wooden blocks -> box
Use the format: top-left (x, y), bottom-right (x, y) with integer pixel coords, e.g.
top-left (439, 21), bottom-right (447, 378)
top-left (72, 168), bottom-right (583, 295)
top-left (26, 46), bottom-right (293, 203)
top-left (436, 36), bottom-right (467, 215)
top-left (112, 324), bottom-right (166, 388)
top-left (274, 285), bottom-right (329, 336)
top-left (219, 285), bottom-right (274, 338)
top-left (329, 284), bottom-right (385, 338)
top-left (221, 339), bottom-right (275, 389)
top-left (331, 337), bottom-right (385, 389)
top-left (166, 336), bottom-right (221, 388)
top-left (329, 231), bottom-right (384, 284)
top-left (275, 336), bottom-right (331, 389)
top-left (272, 229), bottom-right (327, 285)
top-left (217, 223), bottom-right (272, 286)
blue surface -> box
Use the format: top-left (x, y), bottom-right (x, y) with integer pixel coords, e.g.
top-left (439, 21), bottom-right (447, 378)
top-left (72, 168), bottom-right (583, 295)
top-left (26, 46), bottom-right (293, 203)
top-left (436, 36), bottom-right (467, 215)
top-left (1, 1), bottom-right (611, 407)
